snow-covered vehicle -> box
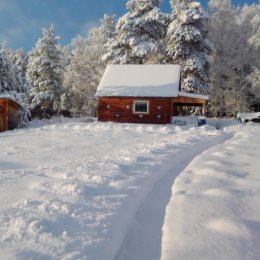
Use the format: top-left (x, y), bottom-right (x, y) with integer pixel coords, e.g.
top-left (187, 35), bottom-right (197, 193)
top-left (237, 112), bottom-right (260, 123)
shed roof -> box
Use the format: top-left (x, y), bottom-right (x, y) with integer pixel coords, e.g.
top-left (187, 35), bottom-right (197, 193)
top-left (0, 94), bottom-right (22, 107)
top-left (96, 65), bottom-right (181, 97)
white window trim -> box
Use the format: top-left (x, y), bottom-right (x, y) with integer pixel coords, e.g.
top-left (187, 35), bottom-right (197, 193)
top-left (133, 100), bottom-right (150, 114)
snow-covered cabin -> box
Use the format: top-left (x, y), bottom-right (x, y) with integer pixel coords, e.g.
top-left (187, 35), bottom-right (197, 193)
top-left (0, 95), bottom-right (21, 132)
top-left (96, 65), bottom-right (208, 124)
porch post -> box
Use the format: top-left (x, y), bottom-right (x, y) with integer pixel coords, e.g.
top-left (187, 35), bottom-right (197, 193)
top-left (202, 103), bottom-right (206, 116)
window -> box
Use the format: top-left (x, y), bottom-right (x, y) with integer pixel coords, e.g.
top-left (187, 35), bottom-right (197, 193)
top-left (133, 100), bottom-right (149, 114)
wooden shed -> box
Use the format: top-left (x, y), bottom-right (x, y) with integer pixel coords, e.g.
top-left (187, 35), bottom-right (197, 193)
top-left (0, 95), bottom-right (21, 132)
top-left (96, 65), bottom-right (208, 124)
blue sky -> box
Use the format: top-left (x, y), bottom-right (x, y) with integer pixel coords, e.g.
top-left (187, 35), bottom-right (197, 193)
top-left (0, 0), bottom-right (258, 52)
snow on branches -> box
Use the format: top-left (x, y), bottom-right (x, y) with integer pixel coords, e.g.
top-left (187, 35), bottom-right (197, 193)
top-left (103, 0), bottom-right (169, 64)
top-left (167, 0), bottom-right (211, 94)
top-left (63, 15), bottom-right (116, 116)
top-left (26, 25), bottom-right (64, 114)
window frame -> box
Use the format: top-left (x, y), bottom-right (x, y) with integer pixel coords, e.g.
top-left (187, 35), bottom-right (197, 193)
top-left (133, 100), bottom-right (150, 114)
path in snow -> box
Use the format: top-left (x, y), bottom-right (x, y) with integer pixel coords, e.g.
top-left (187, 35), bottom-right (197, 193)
top-left (115, 131), bottom-right (233, 260)
top-left (161, 124), bottom-right (260, 260)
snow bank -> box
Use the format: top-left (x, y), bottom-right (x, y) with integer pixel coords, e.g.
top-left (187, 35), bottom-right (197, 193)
top-left (161, 124), bottom-right (260, 260)
top-left (206, 118), bottom-right (239, 129)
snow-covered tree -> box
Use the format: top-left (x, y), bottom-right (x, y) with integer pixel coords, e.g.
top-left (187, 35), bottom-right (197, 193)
top-left (240, 4), bottom-right (260, 111)
top-left (63, 37), bottom-right (89, 114)
top-left (0, 51), bottom-right (17, 93)
top-left (1, 42), bottom-right (30, 115)
top-left (247, 67), bottom-right (260, 110)
top-left (1, 42), bottom-right (29, 93)
top-left (99, 14), bottom-right (117, 42)
top-left (246, 5), bottom-right (260, 49)
top-left (207, 0), bottom-right (237, 116)
top-left (103, 0), bottom-right (169, 64)
top-left (167, 0), bottom-right (211, 94)
top-left (26, 25), bottom-right (64, 116)
top-left (0, 50), bottom-right (30, 126)
top-left (63, 15), bottom-right (116, 116)
top-left (208, 0), bottom-right (260, 116)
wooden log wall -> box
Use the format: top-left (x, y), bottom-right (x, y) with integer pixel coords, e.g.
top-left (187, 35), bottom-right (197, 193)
top-left (0, 98), bottom-right (20, 132)
top-left (0, 99), bottom-right (8, 132)
top-left (98, 97), bottom-right (173, 124)
top-left (8, 99), bottom-right (20, 130)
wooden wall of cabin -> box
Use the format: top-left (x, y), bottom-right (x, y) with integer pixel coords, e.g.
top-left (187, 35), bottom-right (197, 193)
top-left (98, 97), bottom-right (173, 124)
top-left (0, 99), bottom-right (8, 132)
top-left (0, 99), bottom-right (20, 132)
top-left (8, 99), bottom-right (20, 130)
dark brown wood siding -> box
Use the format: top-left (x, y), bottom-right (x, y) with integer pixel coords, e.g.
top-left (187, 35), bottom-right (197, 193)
top-left (172, 96), bottom-right (207, 105)
top-left (0, 98), bottom-right (20, 132)
top-left (98, 97), bottom-right (173, 124)
top-left (0, 99), bottom-right (8, 132)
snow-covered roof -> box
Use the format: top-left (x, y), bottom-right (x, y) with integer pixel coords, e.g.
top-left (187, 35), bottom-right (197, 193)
top-left (0, 94), bottom-right (22, 107)
top-left (0, 94), bottom-right (16, 101)
top-left (96, 65), bottom-right (181, 97)
top-left (0, 94), bottom-right (11, 98)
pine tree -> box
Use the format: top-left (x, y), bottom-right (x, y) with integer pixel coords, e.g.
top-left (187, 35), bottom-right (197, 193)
top-left (26, 25), bottom-right (64, 117)
top-left (0, 51), bottom-right (17, 93)
top-left (167, 0), bottom-right (211, 94)
top-left (1, 43), bottom-right (30, 116)
top-left (1, 42), bottom-right (29, 93)
top-left (103, 0), bottom-right (169, 64)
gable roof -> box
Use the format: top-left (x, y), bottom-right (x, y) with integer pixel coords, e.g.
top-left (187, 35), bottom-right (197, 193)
top-left (96, 64), bottom-right (181, 97)
top-left (0, 94), bottom-right (23, 107)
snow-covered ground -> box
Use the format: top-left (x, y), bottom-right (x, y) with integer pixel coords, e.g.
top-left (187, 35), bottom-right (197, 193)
top-left (0, 118), bottom-right (259, 260)
top-left (161, 123), bottom-right (260, 260)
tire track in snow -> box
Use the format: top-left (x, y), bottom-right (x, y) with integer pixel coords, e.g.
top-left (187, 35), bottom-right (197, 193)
top-left (115, 132), bottom-right (233, 260)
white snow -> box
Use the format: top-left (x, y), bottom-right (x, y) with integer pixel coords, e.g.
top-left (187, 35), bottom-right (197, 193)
top-left (96, 64), bottom-right (181, 97)
top-left (0, 94), bottom-right (14, 99)
top-left (161, 123), bottom-right (260, 260)
top-left (0, 93), bottom-right (23, 107)
top-left (0, 117), bottom-right (259, 260)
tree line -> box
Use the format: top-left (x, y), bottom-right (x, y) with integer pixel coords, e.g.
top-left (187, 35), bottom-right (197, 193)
top-left (0, 0), bottom-right (259, 122)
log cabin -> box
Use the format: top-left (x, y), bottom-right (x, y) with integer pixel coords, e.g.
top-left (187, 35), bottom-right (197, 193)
top-left (0, 95), bottom-right (21, 132)
top-left (96, 65), bottom-right (208, 124)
